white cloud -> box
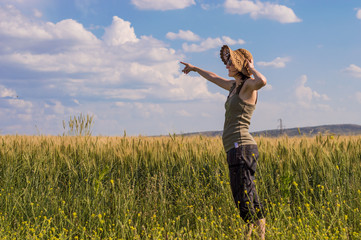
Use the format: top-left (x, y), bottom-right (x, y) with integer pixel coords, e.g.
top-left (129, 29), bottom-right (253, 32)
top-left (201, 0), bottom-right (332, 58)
top-left (75, 0), bottom-right (97, 15)
top-left (176, 109), bottom-right (191, 117)
top-left (165, 30), bottom-right (245, 52)
top-left (0, 5), bottom-right (51, 40)
top-left (224, 0), bottom-right (301, 23)
top-left (257, 57), bottom-right (291, 68)
top-left (0, 85), bottom-right (33, 122)
top-left (0, 99), bottom-right (34, 118)
top-left (263, 84), bottom-right (272, 91)
top-left (44, 100), bottom-right (74, 115)
top-left (8, 99), bottom-right (33, 109)
top-left (221, 36), bottom-right (246, 45)
top-left (356, 8), bottom-right (361, 19)
top-left (167, 75), bottom-right (225, 101)
top-left (51, 19), bottom-right (99, 42)
top-left (0, 0), bottom-right (45, 10)
top-left (131, 0), bottom-right (195, 10)
top-left (166, 30), bottom-right (201, 41)
top-left (201, 4), bottom-right (211, 10)
top-left (33, 8), bottom-right (42, 18)
top-left (356, 92), bottom-right (361, 104)
top-left (344, 64), bottom-right (361, 78)
top-left (103, 88), bottom-right (150, 100)
top-left (53, 101), bottom-right (66, 114)
top-left (183, 38), bottom-right (221, 52)
top-left (138, 102), bottom-right (164, 116)
top-left (295, 75), bottom-right (330, 108)
top-left (200, 3), bottom-right (222, 10)
top-left (0, 85), bottom-right (17, 98)
top-left (0, 5), bottom-right (228, 135)
top-left (182, 36), bottom-right (245, 52)
top-left (102, 16), bottom-right (138, 46)
top-left (113, 101), bottom-right (165, 120)
top-left (0, 5), bottom-right (99, 46)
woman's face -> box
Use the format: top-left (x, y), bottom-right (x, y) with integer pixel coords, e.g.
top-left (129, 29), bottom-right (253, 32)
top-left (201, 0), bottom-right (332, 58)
top-left (226, 58), bottom-right (238, 77)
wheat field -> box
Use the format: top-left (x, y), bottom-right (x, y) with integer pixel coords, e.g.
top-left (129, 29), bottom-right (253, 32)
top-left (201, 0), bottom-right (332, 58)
top-left (0, 134), bottom-right (360, 239)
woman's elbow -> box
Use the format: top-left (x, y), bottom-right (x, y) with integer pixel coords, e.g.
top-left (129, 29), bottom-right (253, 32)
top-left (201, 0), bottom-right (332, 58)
top-left (259, 76), bottom-right (267, 87)
top-left (253, 75), bottom-right (267, 90)
top-left (262, 77), bottom-right (267, 86)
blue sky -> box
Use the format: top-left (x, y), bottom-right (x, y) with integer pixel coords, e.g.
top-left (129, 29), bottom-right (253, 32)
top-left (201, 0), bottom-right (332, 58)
top-left (0, 0), bottom-right (361, 136)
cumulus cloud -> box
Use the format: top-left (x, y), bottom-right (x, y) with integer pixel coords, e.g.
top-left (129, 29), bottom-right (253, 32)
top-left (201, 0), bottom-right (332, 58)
top-left (224, 0), bottom-right (301, 23)
top-left (344, 64), bottom-right (361, 78)
top-left (356, 92), bottom-right (361, 104)
top-left (166, 30), bottom-right (201, 41)
top-left (201, 4), bottom-right (211, 10)
top-left (8, 98), bottom-right (33, 109)
top-left (182, 36), bottom-right (245, 52)
top-left (132, 102), bottom-right (164, 118)
top-left (257, 57), bottom-right (291, 68)
top-left (0, 4), bottom-right (99, 57)
top-left (263, 84), bottom-right (272, 91)
top-left (0, 85), bottom-right (32, 114)
top-left (45, 100), bottom-right (67, 114)
top-left (1, 98), bottom-right (33, 117)
top-left (0, 0), bottom-right (45, 11)
top-left (356, 8), bottom-right (361, 19)
top-left (176, 109), bottom-right (191, 117)
top-left (74, 0), bottom-right (98, 15)
top-left (295, 75), bottom-right (330, 109)
top-left (102, 16), bottom-right (138, 45)
top-left (0, 5), bottom-right (51, 40)
top-left (200, 3), bottom-right (222, 10)
top-left (33, 9), bottom-right (42, 18)
top-left (166, 75), bottom-right (224, 101)
top-left (131, 0), bottom-right (195, 10)
top-left (0, 4), bottom-right (225, 135)
top-left (166, 30), bottom-right (246, 52)
top-left (114, 102), bottom-right (164, 119)
top-left (0, 85), bottom-right (17, 98)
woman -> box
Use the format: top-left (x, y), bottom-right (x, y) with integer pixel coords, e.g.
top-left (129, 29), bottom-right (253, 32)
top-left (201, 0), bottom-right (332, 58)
top-left (181, 45), bottom-right (267, 239)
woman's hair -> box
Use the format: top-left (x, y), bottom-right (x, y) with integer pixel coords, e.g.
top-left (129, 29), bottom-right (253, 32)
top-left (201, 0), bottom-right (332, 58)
top-left (236, 71), bottom-right (249, 81)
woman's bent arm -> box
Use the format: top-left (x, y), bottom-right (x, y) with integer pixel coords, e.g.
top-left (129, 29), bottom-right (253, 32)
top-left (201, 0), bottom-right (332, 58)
top-left (180, 61), bottom-right (233, 90)
top-left (246, 59), bottom-right (267, 90)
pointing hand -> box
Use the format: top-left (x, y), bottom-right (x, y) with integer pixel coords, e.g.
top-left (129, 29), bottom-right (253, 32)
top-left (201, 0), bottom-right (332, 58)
top-left (180, 62), bottom-right (196, 74)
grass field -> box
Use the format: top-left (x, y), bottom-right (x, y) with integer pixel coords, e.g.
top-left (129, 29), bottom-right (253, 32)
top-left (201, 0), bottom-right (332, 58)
top-left (0, 134), bottom-right (360, 239)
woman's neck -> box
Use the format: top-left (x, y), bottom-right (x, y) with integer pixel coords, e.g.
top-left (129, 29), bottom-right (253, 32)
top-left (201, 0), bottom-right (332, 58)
top-left (234, 75), bottom-right (244, 86)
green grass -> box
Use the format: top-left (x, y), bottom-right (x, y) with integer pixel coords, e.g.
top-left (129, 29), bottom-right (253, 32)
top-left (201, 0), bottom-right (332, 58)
top-left (0, 134), bottom-right (360, 239)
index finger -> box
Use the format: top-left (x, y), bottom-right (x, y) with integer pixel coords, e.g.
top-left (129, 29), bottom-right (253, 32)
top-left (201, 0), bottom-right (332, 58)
top-left (180, 61), bottom-right (187, 66)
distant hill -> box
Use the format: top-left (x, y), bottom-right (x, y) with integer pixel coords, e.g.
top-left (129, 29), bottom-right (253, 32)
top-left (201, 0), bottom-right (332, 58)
top-left (181, 124), bottom-right (361, 137)
top-left (252, 124), bottom-right (361, 137)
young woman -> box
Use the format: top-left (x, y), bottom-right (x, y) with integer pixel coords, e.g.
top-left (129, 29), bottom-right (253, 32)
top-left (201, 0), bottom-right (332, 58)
top-left (181, 45), bottom-right (267, 239)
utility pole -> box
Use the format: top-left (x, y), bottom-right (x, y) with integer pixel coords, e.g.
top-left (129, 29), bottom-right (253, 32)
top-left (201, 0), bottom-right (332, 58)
top-left (278, 118), bottom-right (284, 135)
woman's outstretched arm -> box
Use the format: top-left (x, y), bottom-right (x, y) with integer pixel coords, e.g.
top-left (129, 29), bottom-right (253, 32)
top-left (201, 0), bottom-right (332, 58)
top-left (180, 61), bottom-right (234, 91)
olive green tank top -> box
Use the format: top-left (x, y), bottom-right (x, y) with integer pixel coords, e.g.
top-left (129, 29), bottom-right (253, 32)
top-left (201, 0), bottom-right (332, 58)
top-left (222, 82), bottom-right (256, 152)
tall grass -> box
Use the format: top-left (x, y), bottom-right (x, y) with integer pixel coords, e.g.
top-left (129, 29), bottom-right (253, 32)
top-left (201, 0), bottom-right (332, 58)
top-left (0, 134), bottom-right (360, 239)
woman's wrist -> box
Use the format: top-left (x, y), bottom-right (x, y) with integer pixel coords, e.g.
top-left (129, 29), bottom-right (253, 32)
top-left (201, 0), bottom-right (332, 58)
top-left (248, 66), bottom-right (256, 72)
